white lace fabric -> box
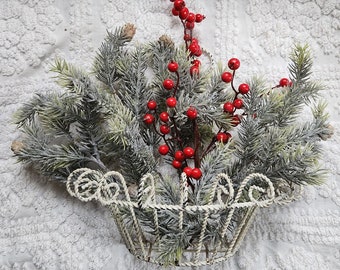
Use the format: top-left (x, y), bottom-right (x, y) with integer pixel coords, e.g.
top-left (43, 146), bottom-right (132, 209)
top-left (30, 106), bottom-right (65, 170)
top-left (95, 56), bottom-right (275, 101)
top-left (1, 0), bottom-right (339, 269)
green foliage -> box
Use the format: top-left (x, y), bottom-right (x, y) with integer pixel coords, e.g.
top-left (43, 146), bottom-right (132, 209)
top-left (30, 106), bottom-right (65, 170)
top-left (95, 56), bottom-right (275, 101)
top-left (229, 45), bottom-right (330, 187)
top-left (157, 231), bottom-right (188, 265)
top-left (15, 27), bottom-right (161, 183)
top-left (16, 121), bottom-right (87, 180)
top-left (13, 28), bottom-right (330, 197)
top-left (93, 25), bottom-right (135, 88)
top-left (197, 142), bottom-right (235, 202)
top-left (13, 25), bottom-right (331, 262)
top-left (289, 44), bottom-right (313, 85)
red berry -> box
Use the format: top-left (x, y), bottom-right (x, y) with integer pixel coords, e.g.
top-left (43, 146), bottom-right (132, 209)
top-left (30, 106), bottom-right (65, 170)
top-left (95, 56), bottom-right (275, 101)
top-left (172, 8), bottom-right (179, 16)
top-left (183, 167), bottom-right (192, 177)
top-left (174, 150), bottom-right (185, 161)
top-left (233, 98), bottom-right (243, 109)
top-left (160, 124), bottom-right (170, 134)
top-left (158, 144), bottom-right (169, 155)
top-left (147, 100), bottom-right (157, 110)
top-left (185, 21), bottom-right (195, 30)
top-left (228, 58), bottom-right (240, 70)
top-left (186, 13), bottom-right (196, 23)
top-left (183, 147), bottom-right (194, 158)
top-left (166, 97), bottom-right (177, 108)
top-left (190, 65), bottom-right (199, 76)
top-left (159, 111), bottom-right (169, 122)
top-left (179, 7), bottom-right (189, 20)
top-left (174, 0), bottom-right (185, 11)
top-left (216, 132), bottom-right (227, 143)
top-left (184, 33), bottom-right (191, 41)
top-left (188, 42), bottom-right (199, 54)
top-left (216, 132), bottom-right (231, 143)
top-left (168, 61), bottom-right (179, 72)
top-left (143, 113), bottom-right (154, 124)
top-left (279, 78), bottom-right (290, 87)
top-left (231, 115), bottom-right (241, 126)
top-left (191, 38), bottom-right (198, 44)
top-left (223, 102), bottom-right (234, 113)
top-left (194, 48), bottom-right (202, 57)
top-left (238, 83), bottom-right (250, 95)
top-left (221, 72), bottom-right (233, 83)
top-left (186, 106), bottom-right (198, 119)
top-left (192, 59), bottom-right (201, 66)
top-left (172, 159), bottom-right (182, 169)
top-left (195, 14), bottom-right (205, 23)
top-left (191, 168), bottom-right (202, 179)
top-left (163, 78), bottom-right (174, 90)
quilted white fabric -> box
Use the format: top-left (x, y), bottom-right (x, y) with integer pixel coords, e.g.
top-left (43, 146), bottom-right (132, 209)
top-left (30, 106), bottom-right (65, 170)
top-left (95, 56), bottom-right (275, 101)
top-left (1, 0), bottom-right (339, 269)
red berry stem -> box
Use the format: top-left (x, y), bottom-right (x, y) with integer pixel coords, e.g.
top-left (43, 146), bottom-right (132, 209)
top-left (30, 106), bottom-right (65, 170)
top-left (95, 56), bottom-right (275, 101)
top-left (230, 70), bottom-right (238, 95)
top-left (163, 136), bottom-right (174, 152)
top-left (200, 127), bottom-right (223, 159)
top-left (181, 21), bottom-right (193, 53)
top-left (201, 137), bottom-right (216, 159)
top-left (173, 70), bottom-right (180, 96)
top-left (156, 125), bottom-right (173, 152)
top-left (188, 29), bottom-right (193, 45)
top-left (152, 119), bottom-right (174, 155)
top-left (152, 120), bottom-right (162, 137)
top-left (181, 21), bottom-right (193, 52)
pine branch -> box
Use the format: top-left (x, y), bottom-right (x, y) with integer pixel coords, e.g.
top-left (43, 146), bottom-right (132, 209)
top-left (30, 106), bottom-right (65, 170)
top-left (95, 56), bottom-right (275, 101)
top-left (51, 58), bottom-right (95, 96)
top-left (145, 38), bottom-right (177, 93)
top-left (289, 44), bottom-right (313, 85)
top-left (197, 142), bottom-right (235, 202)
top-left (119, 122), bottom-right (158, 184)
top-left (14, 94), bottom-right (48, 127)
top-left (13, 27), bottom-right (331, 254)
top-left (157, 232), bottom-right (188, 266)
top-left (114, 47), bottom-right (149, 119)
top-left (106, 98), bottom-right (135, 149)
top-left (230, 45), bottom-right (328, 187)
top-left (15, 122), bottom-right (86, 181)
top-left (93, 24), bottom-right (136, 89)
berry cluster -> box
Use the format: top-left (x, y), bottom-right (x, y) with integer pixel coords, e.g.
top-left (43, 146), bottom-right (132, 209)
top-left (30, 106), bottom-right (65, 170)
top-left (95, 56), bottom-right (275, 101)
top-left (170, 0), bottom-right (205, 76)
top-left (221, 57), bottom-right (249, 128)
top-left (144, 1), bottom-right (294, 187)
top-left (143, 58), bottom-right (253, 185)
top-left (142, 1), bottom-right (259, 187)
top-left (143, 60), bottom-right (203, 182)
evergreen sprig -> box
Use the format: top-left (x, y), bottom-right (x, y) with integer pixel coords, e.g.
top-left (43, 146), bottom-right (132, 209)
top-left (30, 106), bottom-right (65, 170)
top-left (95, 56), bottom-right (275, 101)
top-left (93, 24), bottom-right (136, 89)
top-left (229, 45), bottom-right (330, 187)
top-left (289, 44), bottom-right (313, 85)
top-left (13, 26), bottom-right (331, 198)
top-left (12, 23), bottom-right (332, 262)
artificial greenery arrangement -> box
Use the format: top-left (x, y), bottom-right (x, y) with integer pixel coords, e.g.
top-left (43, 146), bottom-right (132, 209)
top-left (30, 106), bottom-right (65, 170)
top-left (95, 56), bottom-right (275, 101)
top-left (12, 0), bottom-right (333, 267)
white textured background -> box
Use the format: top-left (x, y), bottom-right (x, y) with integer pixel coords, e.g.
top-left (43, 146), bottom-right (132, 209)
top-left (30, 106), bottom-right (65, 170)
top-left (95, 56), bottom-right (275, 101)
top-left (1, 0), bottom-right (339, 269)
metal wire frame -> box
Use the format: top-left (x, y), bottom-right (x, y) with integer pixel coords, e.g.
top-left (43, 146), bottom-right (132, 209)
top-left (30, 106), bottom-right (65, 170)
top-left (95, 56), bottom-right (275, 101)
top-left (67, 168), bottom-right (276, 267)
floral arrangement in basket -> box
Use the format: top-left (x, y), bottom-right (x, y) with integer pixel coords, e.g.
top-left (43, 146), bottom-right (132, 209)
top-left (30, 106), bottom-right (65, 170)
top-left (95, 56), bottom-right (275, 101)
top-left (11, 0), bottom-right (333, 267)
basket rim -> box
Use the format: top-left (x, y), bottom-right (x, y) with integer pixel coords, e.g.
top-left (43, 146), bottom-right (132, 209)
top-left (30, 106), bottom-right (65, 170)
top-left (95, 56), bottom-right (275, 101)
top-left (65, 168), bottom-right (302, 267)
top-left (66, 168), bottom-right (277, 209)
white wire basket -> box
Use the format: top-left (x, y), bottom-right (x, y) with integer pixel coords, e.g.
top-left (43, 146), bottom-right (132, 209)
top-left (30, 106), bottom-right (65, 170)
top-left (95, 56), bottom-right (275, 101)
top-left (67, 168), bottom-right (279, 267)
